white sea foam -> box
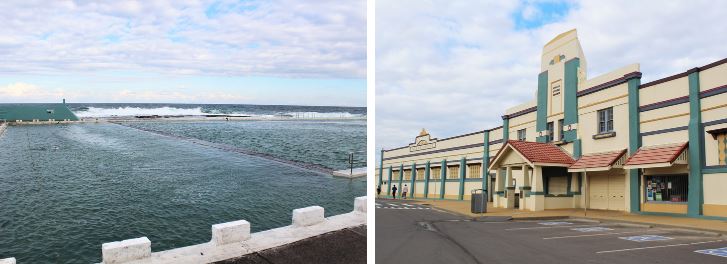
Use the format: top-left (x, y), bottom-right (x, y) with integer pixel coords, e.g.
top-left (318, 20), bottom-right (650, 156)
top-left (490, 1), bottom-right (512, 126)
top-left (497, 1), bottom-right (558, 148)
top-left (74, 107), bottom-right (207, 117)
top-left (73, 106), bottom-right (365, 119)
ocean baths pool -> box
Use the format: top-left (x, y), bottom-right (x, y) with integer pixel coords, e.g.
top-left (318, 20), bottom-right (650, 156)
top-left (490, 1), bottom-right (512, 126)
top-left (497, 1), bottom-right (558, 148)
top-left (0, 123), bottom-right (366, 263)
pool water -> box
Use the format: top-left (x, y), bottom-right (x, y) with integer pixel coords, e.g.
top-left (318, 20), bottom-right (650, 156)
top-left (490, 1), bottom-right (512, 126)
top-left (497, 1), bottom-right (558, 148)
top-left (0, 123), bottom-right (366, 263)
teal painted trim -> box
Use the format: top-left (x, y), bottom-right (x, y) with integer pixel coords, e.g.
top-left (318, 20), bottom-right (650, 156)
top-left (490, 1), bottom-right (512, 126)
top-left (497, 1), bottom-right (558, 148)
top-left (387, 166), bottom-right (392, 196)
top-left (398, 164), bottom-right (404, 199)
top-left (572, 192), bottom-right (582, 195)
top-left (502, 118), bottom-right (510, 142)
top-left (410, 162), bottom-right (417, 198)
top-left (704, 166), bottom-right (727, 174)
top-left (566, 173), bottom-right (572, 195)
top-left (627, 75), bottom-right (642, 213)
top-left (577, 173), bottom-right (583, 193)
top-left (564, 58), bottom-right (580, 143)
top-left (424, 161), bottom-right (431, 198)
top-left (530, 192), bottom-right (546, 196)
top-left (445, 179), bottom-right (460, 182)
top-left (687, 70), bottom-right (704, 216)
top-left (545, 194), bottom-right (575, 197)
top-left (465, 178), bottom-right (483, 182)
top-left (483, 131), bottom-right (490, 193)
top-left (573, 139), bottom-right (582, 159)
top-left (378, 149), bottom-right (384, 189)
top-left (440, 160), bottom-right (446, 199)
top-left (536, 71), bottom-right (549, 143)
top-left (458, 157), bottom-right (466, 200)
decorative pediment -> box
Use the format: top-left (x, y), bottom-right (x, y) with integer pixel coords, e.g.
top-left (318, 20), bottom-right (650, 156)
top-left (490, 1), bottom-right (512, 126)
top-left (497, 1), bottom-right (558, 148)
top-left (409, 128), bottom-right (437, 152)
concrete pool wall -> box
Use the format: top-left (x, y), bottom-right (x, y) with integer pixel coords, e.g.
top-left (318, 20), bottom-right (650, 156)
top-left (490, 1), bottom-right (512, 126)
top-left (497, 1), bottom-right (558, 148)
top-left (98, 196), bottom-right (367, 264)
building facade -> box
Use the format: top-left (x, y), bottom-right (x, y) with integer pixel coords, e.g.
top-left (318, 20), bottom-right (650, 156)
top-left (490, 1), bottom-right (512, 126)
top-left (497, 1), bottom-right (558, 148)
top-left (376, 29), bottom-right (727, 219)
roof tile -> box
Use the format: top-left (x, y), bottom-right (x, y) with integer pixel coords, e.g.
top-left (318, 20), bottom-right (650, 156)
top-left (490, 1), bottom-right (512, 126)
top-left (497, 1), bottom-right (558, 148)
top-left (570, 149), bottom-right (626, 170)
top-left (624, 142), bottom-right (688, 166)
top-left (506, 140), bottom-right (575, 165)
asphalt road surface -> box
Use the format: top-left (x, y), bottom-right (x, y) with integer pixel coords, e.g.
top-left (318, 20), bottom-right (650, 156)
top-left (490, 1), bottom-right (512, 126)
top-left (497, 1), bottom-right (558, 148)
top-left (376, 199), bottom-right (727, 264)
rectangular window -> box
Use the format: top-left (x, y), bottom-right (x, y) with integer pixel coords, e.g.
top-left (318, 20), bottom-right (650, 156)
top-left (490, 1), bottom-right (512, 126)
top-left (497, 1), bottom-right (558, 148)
top-left (392, 170), bottom-right (400, 180)
top-left (517, 129), bottom-right (526, 141)
top-left (447, 165), bottom-right (460, 179)
top-left (597, 107), bottom-right (614, 133)
top-left (547, 176), bottom-right (567, 195)
top-left (546, 121), bottom-right (554, 143)
top-left (467, 164), bottom-right (482, 178)
top-left (558, 119), bottom-right (564, 141)
top-left (403, 170), bottom-right (411, 181)
top-left (430, 167), bottom-right (441, 180)
top-left (644, 174), bottom-right (688, 202)
top-left (416, 168), bottom-right (425, 180)
top-left (717, 133), bottom-right (727, 165)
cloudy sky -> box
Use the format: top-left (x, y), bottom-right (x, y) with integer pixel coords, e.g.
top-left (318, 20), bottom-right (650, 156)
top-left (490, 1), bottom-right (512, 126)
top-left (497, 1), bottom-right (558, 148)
top-left (376, 0), bottom-right (727, 159)
top-left (0, 0), bottom-right (366, 106)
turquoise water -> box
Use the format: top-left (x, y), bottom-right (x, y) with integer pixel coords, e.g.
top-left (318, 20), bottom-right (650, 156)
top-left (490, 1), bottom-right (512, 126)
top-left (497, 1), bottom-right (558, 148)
top-left (0, 123), bottom-right (366, 263)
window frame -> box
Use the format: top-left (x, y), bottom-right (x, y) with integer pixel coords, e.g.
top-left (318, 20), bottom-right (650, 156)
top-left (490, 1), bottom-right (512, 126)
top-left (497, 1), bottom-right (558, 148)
top-left (558, 119), bottom-right (564, 141)
top-left (517, 128), bottom-right (526, 141)
top-left (546, 121), bottom-right (554, 143)
top-left (597, 107), bottom-right (614, 134)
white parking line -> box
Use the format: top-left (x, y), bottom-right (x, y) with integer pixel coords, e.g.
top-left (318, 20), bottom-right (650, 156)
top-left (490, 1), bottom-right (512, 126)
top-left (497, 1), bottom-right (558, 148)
top-left (596, 240), bottom-right (724, 254)
top-left (506, 224), bottom-right (602, 231)
top-left (544, 230), bottom-right (660, 240)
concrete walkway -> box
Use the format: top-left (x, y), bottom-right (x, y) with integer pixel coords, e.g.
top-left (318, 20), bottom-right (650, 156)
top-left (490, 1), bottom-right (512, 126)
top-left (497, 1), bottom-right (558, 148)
top-left (395, 198), bottom-right (727, 234)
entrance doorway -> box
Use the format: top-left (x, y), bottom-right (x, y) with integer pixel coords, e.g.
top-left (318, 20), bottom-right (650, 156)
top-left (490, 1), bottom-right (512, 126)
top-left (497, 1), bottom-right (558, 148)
top-left (588, 172), bottom-right (625, 211)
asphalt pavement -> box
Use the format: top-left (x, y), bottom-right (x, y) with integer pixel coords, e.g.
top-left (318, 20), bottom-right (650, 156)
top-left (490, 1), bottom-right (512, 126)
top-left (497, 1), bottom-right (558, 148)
top-left (376, 199), bottom-right (727, 264)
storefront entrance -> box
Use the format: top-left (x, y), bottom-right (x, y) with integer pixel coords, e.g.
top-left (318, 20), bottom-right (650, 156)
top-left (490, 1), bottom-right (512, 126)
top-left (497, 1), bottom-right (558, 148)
top-left (588, 172), bottom-right (625, 211)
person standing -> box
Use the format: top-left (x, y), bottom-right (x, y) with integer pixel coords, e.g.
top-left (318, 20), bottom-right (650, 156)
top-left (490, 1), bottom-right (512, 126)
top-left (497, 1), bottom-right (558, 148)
top-left (402, 184), bottom-right (409, 199)
top-left (391, 185), bottom-right (398, 199)
top-left (376, 184), bottom-right (381, 198)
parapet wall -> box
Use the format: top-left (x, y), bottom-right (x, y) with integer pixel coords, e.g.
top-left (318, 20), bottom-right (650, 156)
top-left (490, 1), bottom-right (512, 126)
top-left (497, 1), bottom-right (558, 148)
top-left (96, 196), bottom-right (367, 264)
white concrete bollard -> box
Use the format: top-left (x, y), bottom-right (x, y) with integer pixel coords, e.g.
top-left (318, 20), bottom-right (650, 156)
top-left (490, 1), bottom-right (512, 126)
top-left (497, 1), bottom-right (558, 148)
top-left (101, 237), bottom-right (151, 264)
top-left (211, 220), bottom-right (251, 245)
top-left (0, 257), bottom-right (16, 264)
top-left (292, 206), bottom-right (325, 227)
top-left (354, 196), bottom-right (367, 213)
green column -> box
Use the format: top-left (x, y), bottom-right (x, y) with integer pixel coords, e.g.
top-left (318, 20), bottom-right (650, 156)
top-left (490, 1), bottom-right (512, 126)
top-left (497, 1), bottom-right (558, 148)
top-left (378, 149), bottom-right (384, 189)
top-left (458, 157), bottom-right (466, 200)
top-left (502, 117), bottom-right (510, 142)
top-left (440, 159), bottom-right (446, 199)
top-left (563, 58), bottom-right (580, 142)
top-left (687, 69), bottom-right (704, 216)
top-left (483, 131), bottom-right (490, 193)
top-left (536, 71), bottom-right (549, 142)
top-left (387, 166), bottom-right (393, 196)
top-left (410, 162), bottom-right (417, 198)
top-left (424, 161), bottom-right (431, 198)
top-left (398, 163), bottom-right (404, 198)
top-left (627, 72), bottom-right (642, 213)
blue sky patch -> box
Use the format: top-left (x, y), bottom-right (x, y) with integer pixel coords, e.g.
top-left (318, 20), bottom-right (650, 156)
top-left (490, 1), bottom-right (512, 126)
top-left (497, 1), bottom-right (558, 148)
top-left (513, 1), bottom-right (573, 30)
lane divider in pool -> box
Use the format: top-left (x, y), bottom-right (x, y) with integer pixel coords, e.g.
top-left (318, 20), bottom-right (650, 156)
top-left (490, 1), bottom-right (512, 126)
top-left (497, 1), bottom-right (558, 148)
top-left (94, 196), bottom-right (367, 264)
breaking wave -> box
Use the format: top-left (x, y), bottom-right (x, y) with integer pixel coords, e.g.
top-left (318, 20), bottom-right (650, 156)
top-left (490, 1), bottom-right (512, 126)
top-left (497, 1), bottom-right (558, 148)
top-left (73, 106), bottom-right (365, 119)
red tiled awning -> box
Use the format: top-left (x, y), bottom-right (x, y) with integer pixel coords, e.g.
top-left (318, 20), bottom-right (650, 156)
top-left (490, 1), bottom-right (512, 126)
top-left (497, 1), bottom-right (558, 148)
top-left (568, 149), bottom-right (627, 172)
top-left (489, 140), bottom-right (575, 170)
top-left (622, 142), bottom-right (688, 169)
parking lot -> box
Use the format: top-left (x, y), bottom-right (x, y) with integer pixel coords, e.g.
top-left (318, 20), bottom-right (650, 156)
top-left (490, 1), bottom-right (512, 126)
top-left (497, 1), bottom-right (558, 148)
top-left (376, 199), bottom-right (727, 264)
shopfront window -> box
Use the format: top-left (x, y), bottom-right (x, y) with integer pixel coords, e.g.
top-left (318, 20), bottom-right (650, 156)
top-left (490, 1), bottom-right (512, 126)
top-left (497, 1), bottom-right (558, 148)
top-left (467, 164), bottom-right (482, 178)
top-left (447, 165), bottom-right (460, 179)
top-left (430, 167), bottom-right (441, 180)
top-left (645, 174), bottom-right (688, 203)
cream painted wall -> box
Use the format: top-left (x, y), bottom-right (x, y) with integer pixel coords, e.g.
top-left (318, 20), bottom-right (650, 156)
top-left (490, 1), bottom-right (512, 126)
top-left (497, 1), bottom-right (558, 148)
top-left (704, 173), bottom-right (727, 205)
top-left (704, 123), bottom-right (727, 166)
top-left (699, 63), bottom-right (727, 92)
top-left (642, 130), bottom-right (689, 147)
top-left (578, 103), bottom-right (629, 154)
top-left (640, 77), bottom-right (689, 106)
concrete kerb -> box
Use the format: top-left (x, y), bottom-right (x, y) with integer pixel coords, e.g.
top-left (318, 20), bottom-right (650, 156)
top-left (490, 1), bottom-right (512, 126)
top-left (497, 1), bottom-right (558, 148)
top-left (94, 196), bottom-right (367, 264)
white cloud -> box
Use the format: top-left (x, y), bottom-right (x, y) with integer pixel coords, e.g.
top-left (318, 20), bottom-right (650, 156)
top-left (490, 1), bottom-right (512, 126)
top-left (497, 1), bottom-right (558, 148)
top-left (376, 0), bottom-right (727, 157)
top-left (0, 0), bottom-right (365, 79)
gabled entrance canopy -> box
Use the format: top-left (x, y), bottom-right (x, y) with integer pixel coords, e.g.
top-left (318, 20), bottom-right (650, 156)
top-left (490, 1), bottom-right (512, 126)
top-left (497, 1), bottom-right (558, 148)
top-left (488, 140), bottom-right (575, 171)
top-left (568, 149), bottom-right (627, 172)
top-left (622, 142), bottom-right (688, 169)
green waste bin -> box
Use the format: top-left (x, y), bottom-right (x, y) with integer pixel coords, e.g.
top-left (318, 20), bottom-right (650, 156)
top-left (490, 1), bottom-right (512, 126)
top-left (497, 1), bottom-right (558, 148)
top-left (471, 189), bottom-right (487, 213)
